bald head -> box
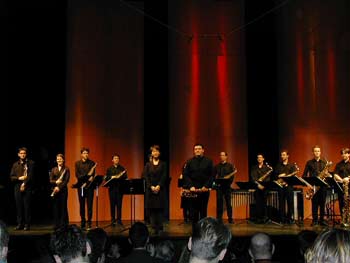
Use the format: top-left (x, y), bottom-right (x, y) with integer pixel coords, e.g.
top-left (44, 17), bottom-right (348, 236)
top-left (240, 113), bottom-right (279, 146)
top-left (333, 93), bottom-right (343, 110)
top-left (249, 232), bottom-right (274, 260)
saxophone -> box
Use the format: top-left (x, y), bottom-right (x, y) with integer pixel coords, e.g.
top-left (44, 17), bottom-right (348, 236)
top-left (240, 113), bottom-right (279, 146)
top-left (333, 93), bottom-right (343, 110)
top-left (305, 161), bottom-right (333, 199)
top-left (255, 164), bottom-right (273, 190)
top-left (342, 178), bottom-right (350, 227)
top-left (51, 168), bottom-right (66, 197)
top-left (273, 164), bottom-right (299, 188)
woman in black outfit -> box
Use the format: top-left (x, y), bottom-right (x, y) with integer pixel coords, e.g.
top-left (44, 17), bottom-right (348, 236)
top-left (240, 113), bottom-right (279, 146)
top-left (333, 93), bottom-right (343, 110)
top-left (143, 145), bottom-right (167, 234)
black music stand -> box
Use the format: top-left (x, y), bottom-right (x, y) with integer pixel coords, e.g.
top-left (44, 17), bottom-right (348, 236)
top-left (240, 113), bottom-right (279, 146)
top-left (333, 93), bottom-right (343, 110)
top-left (326, 177), bottom-right (342, 226)
top-left (236, 182), bottom-right (257, 224)
top-left (90, 175), bottom-right (104, 228)
top-left (119, 179), bottom-right (145, 232)
top-left (282, 176), bottom-right (308, 226)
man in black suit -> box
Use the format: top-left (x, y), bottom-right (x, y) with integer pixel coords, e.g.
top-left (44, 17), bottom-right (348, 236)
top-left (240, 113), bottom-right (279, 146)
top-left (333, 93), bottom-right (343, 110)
top-left (10, 147), bottom-right (35, 231)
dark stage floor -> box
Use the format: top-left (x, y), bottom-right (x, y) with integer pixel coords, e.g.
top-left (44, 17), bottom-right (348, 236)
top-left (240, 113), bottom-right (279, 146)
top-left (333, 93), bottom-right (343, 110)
top-left (7, 219), bottom-right (338, 263)
top-left (7, 218), bottom-right (332, 237)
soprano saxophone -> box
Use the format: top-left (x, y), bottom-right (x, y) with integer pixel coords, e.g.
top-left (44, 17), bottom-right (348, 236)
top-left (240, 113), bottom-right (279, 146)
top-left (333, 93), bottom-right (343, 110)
top-left (51, 168), bottom-right (66, 197)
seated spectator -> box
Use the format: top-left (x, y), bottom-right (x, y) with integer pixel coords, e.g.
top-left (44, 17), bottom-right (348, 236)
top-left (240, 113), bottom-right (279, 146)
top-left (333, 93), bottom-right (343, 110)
top-left (297, 230), bottom-right (318, 263)
top-left (0, 220), bottom-right (9, 263)
top-left (248, 232), bottom-right (275, 263)
top-left (50, 224), bottom-right (91, 263)
top-left (148, 240), bottom-right (175, 262)
top-left (87, 227), bottom-right (108, 263)
top-left (305, 228), bottom-right (350, 263)
top-left (105, 241), bottom-right (121, 263)
top-left (188, 217), bottom-right (232, 263)
top-left (117, 221), bottom-right (158, 263)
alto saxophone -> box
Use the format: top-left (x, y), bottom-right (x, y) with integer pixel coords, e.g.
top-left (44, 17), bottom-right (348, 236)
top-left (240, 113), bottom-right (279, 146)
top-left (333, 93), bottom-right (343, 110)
top-left (342, 177), bottom-right (350, 227)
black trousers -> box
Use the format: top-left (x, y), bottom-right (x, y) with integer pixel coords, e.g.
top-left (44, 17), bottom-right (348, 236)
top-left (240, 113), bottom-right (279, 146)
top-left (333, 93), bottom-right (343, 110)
top-left (276, 186), bottom-right (293, 221)
top-left (108, 186), bottom-right (123, 221)
top-left (150, 208), bottom-right (164, 231)
top-left (312, 186), bottom-right (327, 221)
top-left (53, 189), bottom-right (69, 229)
top-left (14, 184), bottom-right (31, 226)
top-left (216, 187), bottom-right (232, 219)
top-left (77, 187), bottom-right (94, 223)
top-left (191, 192), bottom-right (210, 226)
top-left (254, 189), bottom-right (267, 220)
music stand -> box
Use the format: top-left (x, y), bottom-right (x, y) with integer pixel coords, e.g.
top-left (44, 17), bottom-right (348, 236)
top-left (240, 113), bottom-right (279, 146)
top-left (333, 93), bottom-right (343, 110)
top-left (235, 182), bottom-right (257, 224)
top-left (326, 177), bottom-right (342, 226)
top-left (280, 176), bottom-right (308, 225)
top-left (89, 175), bottom-right (104, 228)
top-left (119, 179), bottom-right (145, 232)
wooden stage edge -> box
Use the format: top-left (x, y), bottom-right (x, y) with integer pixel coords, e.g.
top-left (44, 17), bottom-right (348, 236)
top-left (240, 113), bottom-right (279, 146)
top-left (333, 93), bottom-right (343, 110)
top-left (8, 219), bottom-right (339, 238)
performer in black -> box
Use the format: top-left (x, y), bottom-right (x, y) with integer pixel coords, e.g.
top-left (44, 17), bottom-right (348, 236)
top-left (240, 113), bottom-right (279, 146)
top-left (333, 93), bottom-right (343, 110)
top-left (179, 163), bottom-right (191, 223)
top-left (333, 147), bottom-right (350, 218)
top-left (74, 147), bottom-right (97, 230)
top-left (10, 147), bottom-right (35, 231)
top-left (273, 150), bottom-right (297, 224)
top-left (183, 143), bottom-right (214, 226)
top-left (143, 145), bottom-right (167, 234)
top-left (302, 145), bottom-right (328, 226)
top-left (49, 153), bottom-right (70, 230)
top-left (214, 151), bottom-right (237, 224)
top-left (105, 154), bottom-right (127, 226)
top-left (250, 154), bottom-right (272, 224)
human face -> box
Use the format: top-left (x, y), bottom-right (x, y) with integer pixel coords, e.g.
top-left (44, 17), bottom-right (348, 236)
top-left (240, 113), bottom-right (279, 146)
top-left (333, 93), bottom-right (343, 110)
top-left (112, 156), bottom-right (120, 165)
top-left (81, 150), bottom-right (89, 161)
top-left (219, 152), bottom-right (227, 163)
top-left (18, 150), bottom-right (27, 161)
top-left (56, 156), bottom-right (64, 166)
top-left (151, 149), bottom-right (160, 159)
top-left (280, 152), bottom-right (289, 162)
top-left (194, 146), bottom-right (204, 157)
top-left (257, 155), bottom-right (264, 164)
top-left (313, 147), bottom-right (321, 159)
top-left (342, 151), bottom-right (350, 162)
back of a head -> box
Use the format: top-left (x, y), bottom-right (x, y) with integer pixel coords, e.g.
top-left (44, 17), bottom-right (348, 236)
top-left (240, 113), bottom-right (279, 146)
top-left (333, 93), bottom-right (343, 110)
top-left (305, 228), bottom-right (350, 263)
top-left (297, 230), bottom-right (318, 256)
top-left (154, 240), bottom-right (175, 262)
top-left (190, 217), bottom-right (232, 262)
top-left (129, 222), bottom-right (149, 248)
top-left (249, 232), bottom-right (274, 260)
top-left (50, 224), bottom-right (88, 263)
top-left (87, 227), bottom-right (108, 263)
top-left (0, 220), bottom-right (9, 260)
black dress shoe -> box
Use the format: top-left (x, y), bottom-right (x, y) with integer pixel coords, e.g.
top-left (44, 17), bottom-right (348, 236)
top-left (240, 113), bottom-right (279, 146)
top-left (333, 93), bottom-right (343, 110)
top-left (319, 220), bottom-right (328, 226)
top-left (24, 225), bottom-right (30, 231)
top-left (87, 222), bottom-right (92, 230)
top-left (228, 218), bottom-right (234, 224)
top-left (15, 225), bottom-right (24, 230)
top-left (311, 221), bottom-right (318, 226)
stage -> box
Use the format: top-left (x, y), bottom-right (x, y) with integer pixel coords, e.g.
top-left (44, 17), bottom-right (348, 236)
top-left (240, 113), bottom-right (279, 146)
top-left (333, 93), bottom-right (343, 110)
top-left (7, 219), bottom-right (337, 263)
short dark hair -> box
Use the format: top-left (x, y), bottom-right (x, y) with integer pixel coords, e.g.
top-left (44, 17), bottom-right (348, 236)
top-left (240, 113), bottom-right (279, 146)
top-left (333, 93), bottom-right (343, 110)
top-left (87, 228), bottom-right (108, 263)
top-left (280, 149), bottom-right (289, 155)
top-left (129, 222), bottom-right (149, 248)
top-left (0, 220), bottom-right (9, 251)
top-left (312, 145), bottom-right (321, 151)
top-left (112, 154), bottom-right (120, 159)
top-left (341, 148), bottom-right (350, 154)
top-left (56, 153), bottom-right (65, 160)
top-left (80, 147), bottom-right (90, 154)
top-left (150, 145), bottom-right (160, 152)
top-left (220, 152), bottom-right (228, 156)
top-left (18, 147), bottom-right (28, 153)
top-left (50, 224), bottom-right (87, 262)
top-left (194, 143), bottom-right (204, 149)
top-left (191, 217), bottom-right (231, 260)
